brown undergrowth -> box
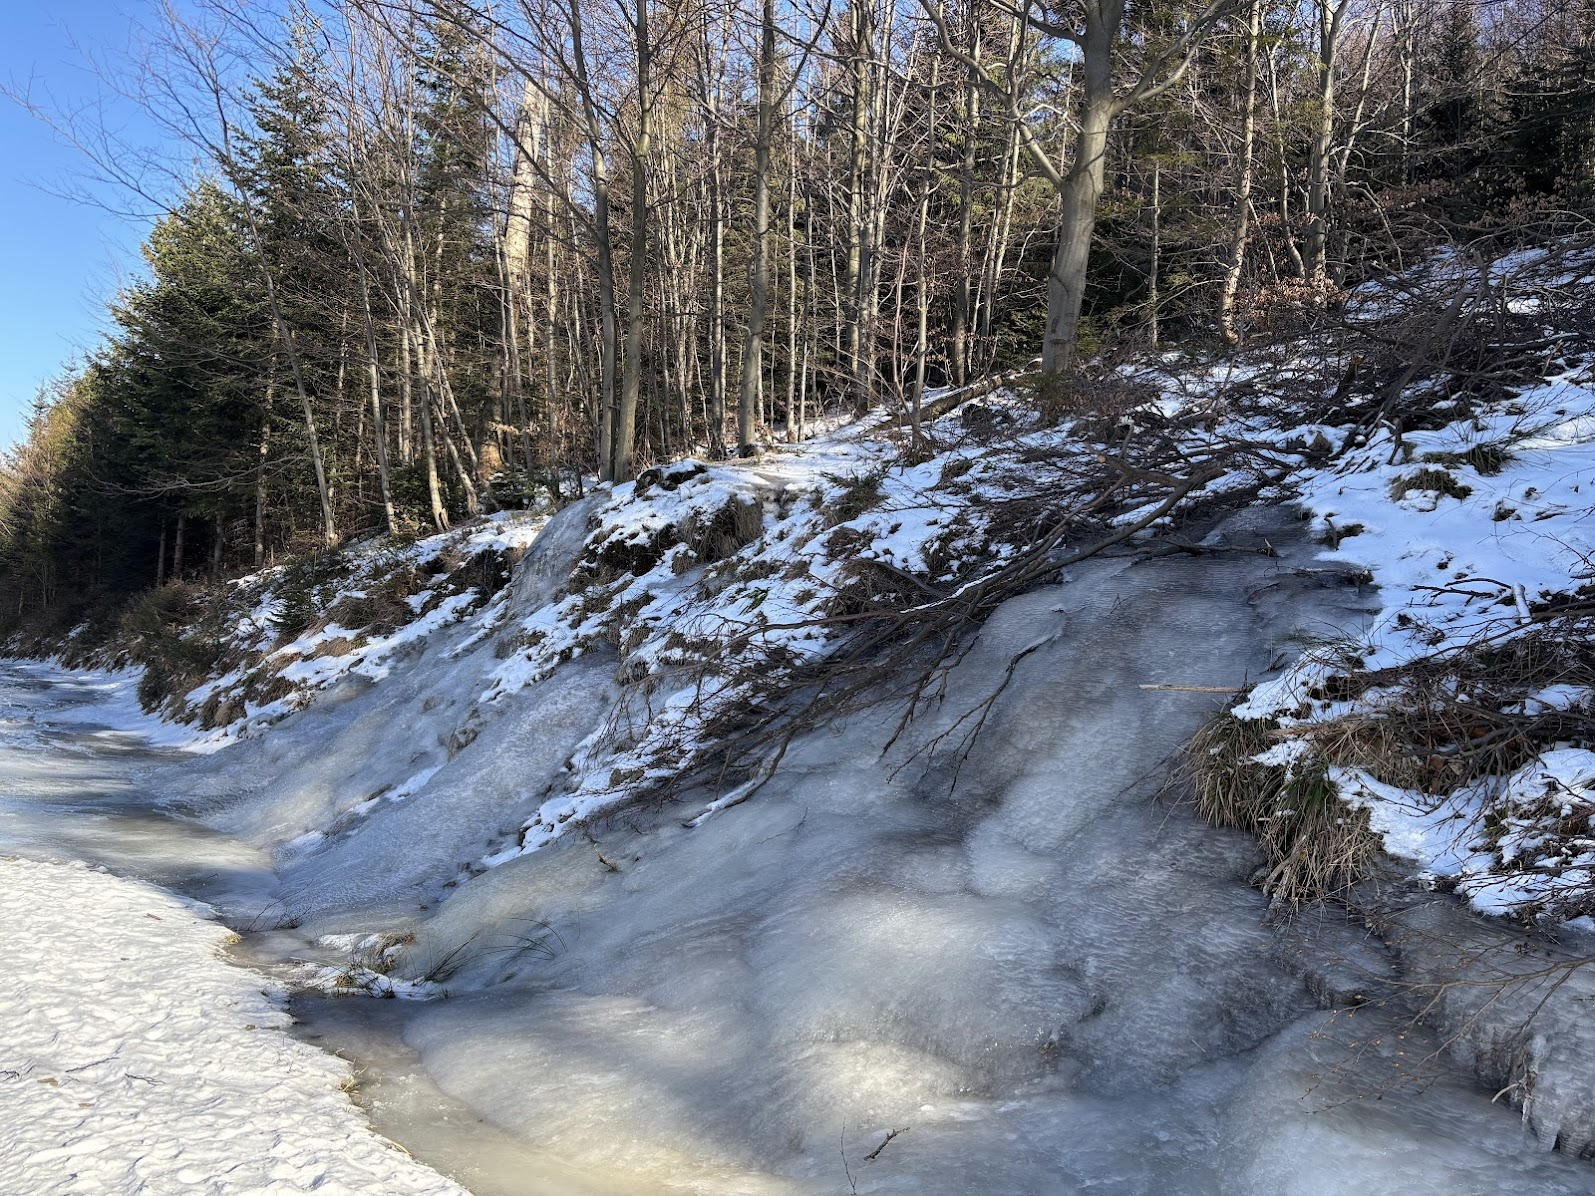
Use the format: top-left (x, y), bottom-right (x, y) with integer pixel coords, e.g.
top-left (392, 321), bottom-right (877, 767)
top-left (1184, 609), bottom-right (1595, 918)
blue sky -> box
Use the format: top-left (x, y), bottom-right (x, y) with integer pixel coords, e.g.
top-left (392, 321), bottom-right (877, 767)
top-left (0, 2), bottom-right (156, 449)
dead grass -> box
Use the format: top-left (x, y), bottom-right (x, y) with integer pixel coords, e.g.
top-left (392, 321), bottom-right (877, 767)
top-left (1389, 467), bottom-right (1473, 502)
top-left (683, 496), bottom-right (764, 563)
top-left (1187, 613), bottom-right (1595, 915)
top-left (822, 467), bottom-right (888, 527)
top-left (121, 582), bottom-right (235, 715)
top-left (327, 575), bottom-right (418, 636)
top-left (1421, 442), bottom-right (1513, 476)
top-left (1181, 712), bottom-right (1381, 910)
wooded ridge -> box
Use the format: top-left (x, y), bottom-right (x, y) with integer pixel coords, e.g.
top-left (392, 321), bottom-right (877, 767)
top-left (1, 0), bottom-right (1590, 634)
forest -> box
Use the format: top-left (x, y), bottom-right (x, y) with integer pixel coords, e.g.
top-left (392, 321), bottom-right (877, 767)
top-left (0, 0), bottom-right (1590, 632)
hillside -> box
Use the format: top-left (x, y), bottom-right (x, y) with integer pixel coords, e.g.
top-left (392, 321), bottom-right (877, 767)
top-left (14, 239), bottom-right (1595, 1190)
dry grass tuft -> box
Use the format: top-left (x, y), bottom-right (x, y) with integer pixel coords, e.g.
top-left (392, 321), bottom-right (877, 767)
top-left (1189, 612), bottom-right (1595, 916)
top-left (1182, 711), bottom-right (1381, 910)
top-left (1421, 442), bottom-right (1513, 476)
top-left (1389, 467), bottom-right (1473, 502)
top-left (684, 496), bottom-right (764, 563)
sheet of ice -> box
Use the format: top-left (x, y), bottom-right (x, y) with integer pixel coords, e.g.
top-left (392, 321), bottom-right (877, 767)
top-left (131, 494), bottom-right (1578, 1192)
top-left (363, 515), bottom-right (1588, 1194)
top-left (12, 661), bottom-right (223, 752)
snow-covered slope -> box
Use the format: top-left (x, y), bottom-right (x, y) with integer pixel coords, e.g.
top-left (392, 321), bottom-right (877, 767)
top-left (15, 238), bottom-right (1595, 1192)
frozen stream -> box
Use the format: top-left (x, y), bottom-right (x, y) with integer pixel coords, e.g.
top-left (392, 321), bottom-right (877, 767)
top-left (4, 507), bottom-right (1595, 1193)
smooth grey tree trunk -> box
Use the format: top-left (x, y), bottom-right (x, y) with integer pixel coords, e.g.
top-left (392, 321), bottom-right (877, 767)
top-left (737, 0), bottom-right (778, 455)
top-left (613, 0), bottom-right (653, 482)
top-left (1220, 0), bottom-right (1262, 345)
top-left (1304, 0), bottom-right (1350, 296)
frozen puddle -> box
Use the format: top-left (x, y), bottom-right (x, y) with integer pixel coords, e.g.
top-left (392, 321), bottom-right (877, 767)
top-left (287, 995), bottom-right (675, 1196)
top-left (0, 667), bottom-right (460, 1195)
top-left (0, 664), bottom-right (666, 1196)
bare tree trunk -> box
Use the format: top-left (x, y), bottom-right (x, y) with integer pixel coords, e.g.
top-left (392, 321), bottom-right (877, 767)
top-left (799, 140), bottom-right (817, 440)
top-left (950, 13), bottom-right (981, 388)
top-left (911, 59), bottom-right (941, 447)
top-left (859, 16), bottom-right (899, 411)
top-left (1304, 0), bottom-right (1350, 297)
top-left (785, 109), bottom-right (800, 444)
top-left (1396, 0), bottom-right (1415, 186)
top-left (702, 12), bottom-right (729, 457)
top-left (1041, 15), bottom-right (1117, 376)
top-left (274, 327), bottom-right (335, 542)
top-left (253, 373), bottom-right (275, 568)
top-left (566, 0), bottom-right (621, 480)
top-left (737, 0), bottom-right (778, 455)
top-left (419, 388), bottom-right (448, 532)
top-left (398, 321), bottom-right (415, 467)
top-left (1147, 158), bottom-right (1161, 349)
top-left (843, 0), bottom-right (874, 411)
top-left (1220, 0), bottom-right (1262, 345)
top-left (503, 80), bottom-right (542, 487)
top-left (1267, 40), bottom-right (1306, 278)
top-left (356, 265), bottom-right (398, 535)
top-left (613, 0), bottom-right (653, 482)
top-left (543, 172), bottom-right (563, 499)
top-left (928, 0), bottom-right (1218, 377)
top-left (975, 22), bottom-right (1023, 360)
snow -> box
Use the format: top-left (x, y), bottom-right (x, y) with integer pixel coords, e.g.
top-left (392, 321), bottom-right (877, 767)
top-left (121, 511), bottom-right (558, 745)
top-left (1228, 358), bottom-right (1595, 922)
top-left (0, 856), bottom-right (463, 1196)
top-left (17, 662), bottom-right (222, 753)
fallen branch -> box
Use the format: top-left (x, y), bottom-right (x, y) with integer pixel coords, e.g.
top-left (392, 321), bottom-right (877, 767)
top-left (864, 1126), bottom-right (909, 1161)
top-left (1139, 684), bottom-right (1243, 693)
top-left (897, 368), bottom-right (1032, 426)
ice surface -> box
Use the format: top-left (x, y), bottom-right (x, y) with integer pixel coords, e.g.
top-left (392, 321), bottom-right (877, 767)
top-left (0, 853), bottom-right (461, 1195)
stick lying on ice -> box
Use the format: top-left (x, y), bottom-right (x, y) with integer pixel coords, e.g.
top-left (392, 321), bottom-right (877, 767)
top-left (1138, 684), bottom-right (1242, 693)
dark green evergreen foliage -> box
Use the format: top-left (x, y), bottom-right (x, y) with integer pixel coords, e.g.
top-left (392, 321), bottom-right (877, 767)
top-left (1503, 43), bottom-right (1595, 202)
top-left (1387, 2), bottom-right (1595, 222)
top-left (0, 185), bottom-right (265, 636)
top-left (1411, 2), bottom-right (1485, 185)
top-left (103, 185), bottom-right (267, 511)
top-left (241, 14), bottom-right (344, 326)
top-left (267, 548), bottom-right (352, 641)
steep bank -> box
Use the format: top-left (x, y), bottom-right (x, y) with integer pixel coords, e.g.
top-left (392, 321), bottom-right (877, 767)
top-left (11, 241), bottom-right (1595, 1190)
top-left (115, 492), bottom-right (1590, 1194)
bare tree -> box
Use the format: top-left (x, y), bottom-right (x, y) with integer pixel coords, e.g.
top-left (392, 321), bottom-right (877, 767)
top-left (925, 0), bottom-right (1239, 376)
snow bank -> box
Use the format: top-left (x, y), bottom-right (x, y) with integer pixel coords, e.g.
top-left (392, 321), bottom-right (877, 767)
top-left (1232, 361), bottom-right (1595, 923)
top-left (0, 855), bottom-right (462, 1195)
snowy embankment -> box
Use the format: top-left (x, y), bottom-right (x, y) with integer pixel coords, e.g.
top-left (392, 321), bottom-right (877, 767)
top-left (16, 237), bottom-right (1595, 1188)
top-left (62, 236), bottom-right (1595, 939)
top-left (0, 856), bottom-right (462, 1196)
top-left (1222, 244), bottom-right (1595, 924)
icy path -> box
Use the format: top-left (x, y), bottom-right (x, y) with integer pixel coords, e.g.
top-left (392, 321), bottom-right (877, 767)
top-left (0, 855), bottom-right (464, 1196)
